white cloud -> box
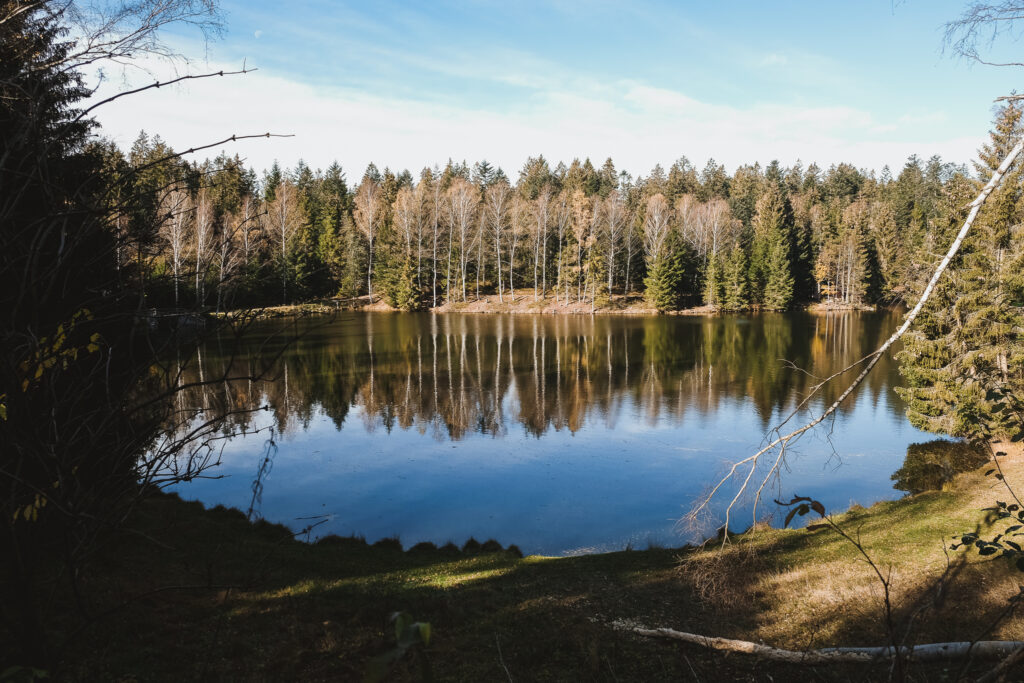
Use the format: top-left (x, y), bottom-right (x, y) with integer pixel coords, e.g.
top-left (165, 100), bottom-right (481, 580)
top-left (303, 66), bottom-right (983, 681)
top-left (86, 56), bottom-right (980, 179)
top-left (254, 30), bottom-right (263, 39)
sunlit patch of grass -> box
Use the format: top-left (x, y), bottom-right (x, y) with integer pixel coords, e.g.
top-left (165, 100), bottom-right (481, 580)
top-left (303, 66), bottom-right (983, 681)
top-left (426, 566), bottom-right (513, 589)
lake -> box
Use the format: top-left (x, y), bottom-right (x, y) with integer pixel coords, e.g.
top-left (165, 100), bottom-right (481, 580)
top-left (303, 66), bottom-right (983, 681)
top-left (168, 309), bottom-right (935, 555)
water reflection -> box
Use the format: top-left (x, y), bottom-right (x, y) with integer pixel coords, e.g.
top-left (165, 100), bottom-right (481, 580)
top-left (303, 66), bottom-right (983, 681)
top-left (891, 440), bottom-right (989, 494)
top-left (184, 311), bottom-right (906, 441)
top-left (170, 310), bottom-right (929, 555)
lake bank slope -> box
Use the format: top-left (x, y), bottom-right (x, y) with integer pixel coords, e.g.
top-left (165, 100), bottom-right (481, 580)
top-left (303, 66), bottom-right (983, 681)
top-left (31, 442), bottom-right (1024, 681)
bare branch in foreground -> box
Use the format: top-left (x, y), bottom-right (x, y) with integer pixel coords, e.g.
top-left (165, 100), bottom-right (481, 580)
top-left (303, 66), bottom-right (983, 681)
top-left (611, 622), bottom-right (1024, 664)
top-left (78, 66), bottom-right (257, 120)
top-left (684, 137), bottom-right (1024, 541)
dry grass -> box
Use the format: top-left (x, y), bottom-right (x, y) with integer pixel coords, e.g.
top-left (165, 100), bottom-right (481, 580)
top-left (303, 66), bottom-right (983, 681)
top-left (16, 445), bottom-right (1024, 681)
top-left (677, 446), bottom-right (1024, 655)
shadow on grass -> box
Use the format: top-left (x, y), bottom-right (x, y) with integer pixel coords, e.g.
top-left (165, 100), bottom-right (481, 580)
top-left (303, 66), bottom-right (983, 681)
top-left (37, 491), bottom-right (1024, 682)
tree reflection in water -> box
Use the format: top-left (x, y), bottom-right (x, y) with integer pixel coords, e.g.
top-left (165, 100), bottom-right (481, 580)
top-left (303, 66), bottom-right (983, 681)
top-left (173, 310), bottom-right (908, 441)
top-left (163, 310), bottom-right (932, 554)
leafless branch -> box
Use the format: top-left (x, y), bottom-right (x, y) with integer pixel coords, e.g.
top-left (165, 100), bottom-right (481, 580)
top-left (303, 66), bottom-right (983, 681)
top-left (77, 66), bottom-right (256, 120)
top-left (945, 2), bottom-right (1024, 67)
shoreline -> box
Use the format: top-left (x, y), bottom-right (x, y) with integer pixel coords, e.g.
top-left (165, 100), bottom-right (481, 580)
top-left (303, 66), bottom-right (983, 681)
top-left (210, 294), bottom-right (880, 321)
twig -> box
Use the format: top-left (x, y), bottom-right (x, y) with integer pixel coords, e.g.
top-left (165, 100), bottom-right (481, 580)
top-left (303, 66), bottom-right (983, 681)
top-left (976, 642), bottom-right (1024, 683)
top-left (76, 67), bottom-right (257, 121)
top-left (496, 633), bottom-right (514, 682)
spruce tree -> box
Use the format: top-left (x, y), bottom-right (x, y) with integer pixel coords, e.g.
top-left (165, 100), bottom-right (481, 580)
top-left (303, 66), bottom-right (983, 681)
top-left (721, 247), bottom-right (749, 310)
top-left (644, 234), bottom-right (685, 311)
top-left (898, 103), bottom-right (1024, 439)
top-left (383, 253), bottom-right (421, 311)
top-left (749, 184), bottom-right (794, 307)
top-left (762, 231), bottom-right (795, 309)
top-left (703, 250), bottom-right (725, 307)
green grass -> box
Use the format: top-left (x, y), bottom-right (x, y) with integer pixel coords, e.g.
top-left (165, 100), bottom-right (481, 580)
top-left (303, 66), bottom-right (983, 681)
top-left (25, 454), bottom-right (1024, 681)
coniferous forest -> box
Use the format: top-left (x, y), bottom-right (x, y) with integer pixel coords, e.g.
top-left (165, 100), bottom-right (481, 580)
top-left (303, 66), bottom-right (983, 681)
top-left (110, 102), bottom-right (1023, 314)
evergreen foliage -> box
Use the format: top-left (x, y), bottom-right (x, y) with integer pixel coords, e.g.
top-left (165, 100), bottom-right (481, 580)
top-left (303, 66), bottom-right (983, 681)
top-left (703, 251), bottom-right (724, 307)
top-left (749, 184), bottom-right (793, 307)
top-left (721, 247), bottom-right (749, 310)
top-left (762, 231), bottom-right (795, 309)
top-left (898, 103), bottom-right (1024, 440)
top-left (644, 233), bottom-right (686, 311)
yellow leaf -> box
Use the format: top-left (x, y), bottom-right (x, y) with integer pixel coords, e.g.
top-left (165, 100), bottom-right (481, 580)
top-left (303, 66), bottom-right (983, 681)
top-left (87, 343), bottom-right (99, 353)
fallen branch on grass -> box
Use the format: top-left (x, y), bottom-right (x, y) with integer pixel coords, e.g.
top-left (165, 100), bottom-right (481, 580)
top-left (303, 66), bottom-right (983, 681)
top-left (612, 622), bottom-right (1024, 663)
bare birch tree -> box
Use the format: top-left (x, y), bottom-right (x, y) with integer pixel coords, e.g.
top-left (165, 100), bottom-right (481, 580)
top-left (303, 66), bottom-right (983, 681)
top-left (642, 193), bottom-right (672, 267)
top-left (393, 185), bottom-right (419, 262)
top-left (604, 189), bottom-right (627, 294)
top-left (507, 193), bottom-right (527, 301)
top-left (532, 186), bottom-right (552, 301)
top-left (193, 187), bottom-right (213, 306)
top-left (552, 190), bottom-right (571, 303)
top-left (265, 178), bottom-right (303, 304)
top-left (446, 177), bottom-right (477, 302)
top-left (214, 210), bottom-right (246, 312)
top-left (158, 185), bottom-right (190, 307)
top-left (485, 179), bottom-right (511, 302)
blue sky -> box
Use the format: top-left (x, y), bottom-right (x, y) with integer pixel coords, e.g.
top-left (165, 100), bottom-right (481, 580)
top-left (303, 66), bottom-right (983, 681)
top-left (91, 0), bottom-right (1022, 179)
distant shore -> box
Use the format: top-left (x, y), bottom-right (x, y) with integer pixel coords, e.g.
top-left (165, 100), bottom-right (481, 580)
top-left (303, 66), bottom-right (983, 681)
top-left (213, 294), bottom-right (878, 321)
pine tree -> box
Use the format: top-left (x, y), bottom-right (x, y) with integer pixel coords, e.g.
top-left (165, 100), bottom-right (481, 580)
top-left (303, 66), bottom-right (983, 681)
top-left (728, 163), bottom-right (762, 227)
top-left (721, 247), bottom-right (749, 310)
top-left (703, 251), bottom-right (725, 307)
top-left (667, 156), bottom-right (699, 201)
top-left (898, 102), bottom-right (1024, 439)
top-left (762, 231), bottom-right (794, 309)
top-left (748, 184), bottom-right (793, 306)
top-left (382, 253), bottom-right (421, 311)
top-left (698, 159), bottom-right (730, 201)
top-left (316, 214), bottom-right (341, 294)
top-left (337, 213), bottom-right (365, 298)
top-left (597, 157), bottom-right (618, 198)
top-left (643, 233), bottom-right (685, 311)
top-left (263, 161), bottom-right (282, 201)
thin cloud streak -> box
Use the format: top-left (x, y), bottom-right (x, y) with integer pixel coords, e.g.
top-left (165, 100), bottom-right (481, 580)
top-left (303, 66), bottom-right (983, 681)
top-left (88, 56), bottom-right (980, 178)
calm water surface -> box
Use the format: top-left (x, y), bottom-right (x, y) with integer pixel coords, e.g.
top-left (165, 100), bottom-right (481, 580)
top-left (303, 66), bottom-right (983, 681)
top-left (170, 310), bottom-right (934, 555)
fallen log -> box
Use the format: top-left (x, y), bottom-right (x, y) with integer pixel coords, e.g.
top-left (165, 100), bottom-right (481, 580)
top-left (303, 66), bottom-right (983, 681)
top-left (612, 622), bottom-right (1024, 663)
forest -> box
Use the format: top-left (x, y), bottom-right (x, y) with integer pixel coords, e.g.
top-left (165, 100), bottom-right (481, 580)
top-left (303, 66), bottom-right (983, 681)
top-left (110, 103), bottom-right (1021, 314)
top-left (8, 0), bottom-right (1024, 679)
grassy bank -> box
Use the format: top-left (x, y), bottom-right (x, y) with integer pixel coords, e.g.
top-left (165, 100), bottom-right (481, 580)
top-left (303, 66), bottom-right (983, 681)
top-left (24, 444), bottom-right (1024, 681)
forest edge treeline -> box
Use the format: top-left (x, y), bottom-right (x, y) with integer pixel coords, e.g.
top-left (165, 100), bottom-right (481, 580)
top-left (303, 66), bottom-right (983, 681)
top-left (106, 104), bottom-right (1024, 317)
